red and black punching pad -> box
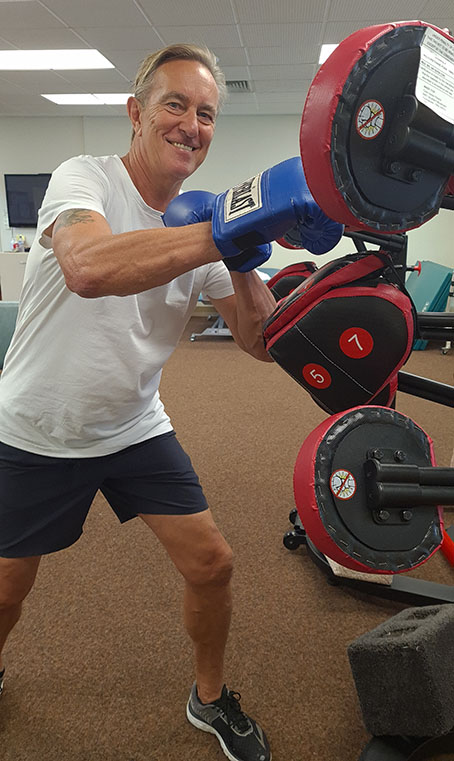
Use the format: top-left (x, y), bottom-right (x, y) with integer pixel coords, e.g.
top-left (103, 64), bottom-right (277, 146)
top-left (263, 253), bottom-right (414, 414)
top-left (300, 22), bottom-right (454, 233)
top-left (266, 261), bottom-right (318, 301)
top-left (293, 406), bottom-right (444, 574)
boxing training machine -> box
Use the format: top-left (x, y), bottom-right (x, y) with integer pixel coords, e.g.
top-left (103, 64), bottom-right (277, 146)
top-left (273, 233), bottom-right (454, 607)
top-left (260, 20), bottom-right (454, 602)
top-left (262, 20), bottom-right (454, 760)
top-left (268, 247), bottom-right (454, 603)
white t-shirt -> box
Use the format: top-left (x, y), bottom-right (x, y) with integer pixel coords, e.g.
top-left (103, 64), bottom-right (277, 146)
top-left (0, 154), bottom-right (234, 457)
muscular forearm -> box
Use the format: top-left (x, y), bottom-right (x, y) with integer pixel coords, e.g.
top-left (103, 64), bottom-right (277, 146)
top-left (55, 220), bottom-right (221, 298)
top-left (229, 271), bottom-right (277, 361)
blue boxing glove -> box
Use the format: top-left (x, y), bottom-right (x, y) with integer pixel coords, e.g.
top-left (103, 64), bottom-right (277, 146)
top-left (280, 212), bottom-right (345, 255)
top-left (211, 157), bottom-right (344, 257)
top-left (163, 190), bottom-right (271, 273)
top-left (163, 190), bottom-right (215, 227)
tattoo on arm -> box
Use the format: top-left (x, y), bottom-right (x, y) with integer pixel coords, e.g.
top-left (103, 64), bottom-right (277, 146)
top-left (53, 209), bottom-right (95, 234)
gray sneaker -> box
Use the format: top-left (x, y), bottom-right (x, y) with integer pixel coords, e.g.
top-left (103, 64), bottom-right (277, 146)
top-left (186, 682), bottom-right (271, 761)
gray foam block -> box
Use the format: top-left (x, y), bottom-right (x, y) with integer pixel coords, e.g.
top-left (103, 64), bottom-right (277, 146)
top-left (347, 603), bottom-right (454, 737)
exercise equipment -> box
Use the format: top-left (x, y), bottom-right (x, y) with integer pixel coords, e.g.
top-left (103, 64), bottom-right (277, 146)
top-left (266, 261), bottom-right (317, 301)
top-left (292, 405), bottom-right (452, 576)
top-left (406, 260), bottom-right (453, 350)
top-left (348, 604), bottom-right (454, 760)
top-left (276, 244), bottom-right (454, 603)
top-left (441, 270), bottom-right (454, 355)
top-left (263, 251), bottom-right (415, 414)
top-left (279, 20), bottom-right (454, 760)
top-left (300, 22), bottom-right (454, 233)
top-left (271, 233), bottom-right (454, 604)
top-left (263, 229), bottom-right (454, 414)
top-left (267, 185), bottom-right (454, 605)
top-left (0, 301), bottom-right (18, 369)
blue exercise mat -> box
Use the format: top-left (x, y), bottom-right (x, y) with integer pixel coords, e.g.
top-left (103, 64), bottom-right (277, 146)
top-left (406, 260), bottom-right (453, 350)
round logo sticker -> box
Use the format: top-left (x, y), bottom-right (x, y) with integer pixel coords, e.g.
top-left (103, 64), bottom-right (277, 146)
top-left (330, 469), bottom-right (356, 500)
top-left (339, 327), bottom-right (374, 359)
top-left (356, 100), bottom-right (384, 140)
top-left (302, 363), bottom-right (331, 389)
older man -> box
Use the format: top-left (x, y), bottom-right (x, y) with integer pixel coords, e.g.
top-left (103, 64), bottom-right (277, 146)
top-left (0, 38), bottom-right (344, 760)
top-left (0, 44), bottom-right (278, 761)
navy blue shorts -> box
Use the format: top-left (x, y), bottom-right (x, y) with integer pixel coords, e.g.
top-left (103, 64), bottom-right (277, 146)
top-left (0, 432), bottom-right (208, 558)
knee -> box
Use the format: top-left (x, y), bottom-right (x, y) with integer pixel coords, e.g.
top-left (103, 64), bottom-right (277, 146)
top-left (0, 563), bottom-right (38, 609)
top-left (0, 587), bottom-right (26, 610)
top-left (186, 540), bottom-right (234, 589)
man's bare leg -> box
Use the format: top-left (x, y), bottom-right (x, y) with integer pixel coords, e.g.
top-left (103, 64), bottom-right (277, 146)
top-left (140, 510), bottom-right (233, 703)
top-left (0, 556), bottom-right (41, 671)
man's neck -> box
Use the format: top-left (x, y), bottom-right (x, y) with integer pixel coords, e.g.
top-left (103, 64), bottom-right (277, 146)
top-left (120, 152), bottom-right (181, 212)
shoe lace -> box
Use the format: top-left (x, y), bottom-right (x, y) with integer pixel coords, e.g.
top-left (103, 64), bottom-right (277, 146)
top-left (223, 690), bottom-right (251, 733)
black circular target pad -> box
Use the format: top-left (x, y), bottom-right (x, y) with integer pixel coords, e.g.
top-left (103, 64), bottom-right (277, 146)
top-left (293, 406), bottom-right (444, 574)
top-left (300, 22), bottom-right (454, 233)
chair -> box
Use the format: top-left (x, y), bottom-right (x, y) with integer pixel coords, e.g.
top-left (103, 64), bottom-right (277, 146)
top-left (0, 301), bottom-right (19, 369)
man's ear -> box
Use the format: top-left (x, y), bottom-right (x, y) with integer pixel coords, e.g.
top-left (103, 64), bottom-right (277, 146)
top-left (127, 96), bottom-right (142, 137)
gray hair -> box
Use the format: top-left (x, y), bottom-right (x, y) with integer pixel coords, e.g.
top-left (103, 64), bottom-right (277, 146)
top-left (131, 43), bottom-right (227, 138)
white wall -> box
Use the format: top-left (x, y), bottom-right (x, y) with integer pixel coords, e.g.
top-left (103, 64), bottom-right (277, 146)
top-left (0, 113), bottom-right (452, 273)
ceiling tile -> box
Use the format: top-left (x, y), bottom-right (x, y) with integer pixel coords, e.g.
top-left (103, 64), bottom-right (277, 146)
top-left (222, 66), bottom-right (251, 80)
top-left (249, 64), bottom-right (316, 81)
top-left (0, 75), bottom-right (27, 95)
top-left (323, 20), bottom-right (382, 43)
top-left (0, 70), bottom-right (76, 90)
top-left (75, 26), bottom-right (162, 51)
top-left (1, 27), bottom-right (87, 48)
top-left (0, 36), bottom-right (16, 50)
top-left (40, 0), bottom-right (147, 27)
top-left (101, 50), bottom-right (151, 81)
top-left (224, 93), bottom-right (256, 106)
top-left (241, 22), bottom-right (323, 48)
top-left (254, 78), bottom-right (313, 93)
top-left (156, 25), bottom-right (242, 48)
top-left (421, 0), bottom-right (454, 15)
top-left (0, 0), bottom-right (451, 117)
top-left (55, 69), bottom-right (131, 88)
top-left (424, 17), bottom-right (454, 31)
top-left (138, 0), bottom-right (235, 26)
top-left (235, 0), bottom-right (328, 23)
top-left (248, 46), bottom-right (319, 65)
top-left (328, 0), bottom-right (427, 22)
top-left (2, 91), bottom-right (54, 106)
top-left (213, 47), bottom-right (249, 66)
top-left (0, 0), bottom-right (64, 28)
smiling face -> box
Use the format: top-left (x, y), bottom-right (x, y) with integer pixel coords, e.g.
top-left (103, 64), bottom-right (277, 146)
top-left (131, 59), bottom-right (219, 191)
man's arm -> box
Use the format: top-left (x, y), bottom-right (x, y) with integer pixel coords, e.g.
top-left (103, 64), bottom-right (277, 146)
top-left (211, 270), bottom-right (276, 362)
top-left (50, 209), bottom-right (222, 298)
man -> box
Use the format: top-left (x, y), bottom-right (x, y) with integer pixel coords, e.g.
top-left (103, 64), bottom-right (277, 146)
top-left (0, 44), bottom-right (276, 761)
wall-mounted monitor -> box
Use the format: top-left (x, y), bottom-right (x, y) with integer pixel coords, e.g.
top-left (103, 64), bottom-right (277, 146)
top-left (4, 173), bottom-right (51, 228)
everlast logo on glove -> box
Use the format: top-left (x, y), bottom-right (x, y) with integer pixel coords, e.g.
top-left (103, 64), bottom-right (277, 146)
top-left (224, 173), bottom-right (263, 222)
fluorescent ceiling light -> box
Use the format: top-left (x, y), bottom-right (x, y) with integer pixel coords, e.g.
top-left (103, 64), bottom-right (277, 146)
top-left (95, 93), bottom-right (131, 104)
top-left (319, 44), bottom-right (338, 65)
top-left (0, 49), bottom-right (114, 70)
top-left (42, 93), bottom-right (131, 105)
